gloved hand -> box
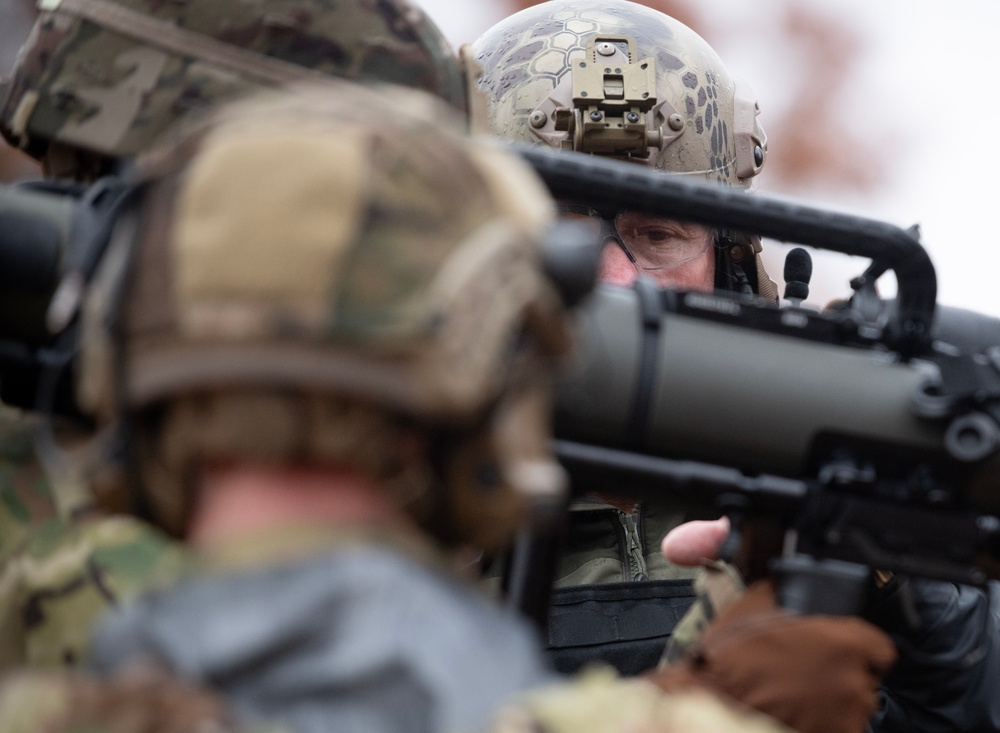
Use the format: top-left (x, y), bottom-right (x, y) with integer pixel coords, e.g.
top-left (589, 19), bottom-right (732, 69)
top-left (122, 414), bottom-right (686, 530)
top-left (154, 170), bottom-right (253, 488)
top-left (652, 579), bottom-right (897, 733)
top-left (865, 577), bottom-right (1000, 732)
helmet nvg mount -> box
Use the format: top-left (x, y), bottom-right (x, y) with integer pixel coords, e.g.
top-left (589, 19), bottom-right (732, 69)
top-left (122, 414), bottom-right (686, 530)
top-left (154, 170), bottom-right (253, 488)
top-left (470, 0), bottom-right (766, 187)
top-left (468, 0), bottom-right (776, 299)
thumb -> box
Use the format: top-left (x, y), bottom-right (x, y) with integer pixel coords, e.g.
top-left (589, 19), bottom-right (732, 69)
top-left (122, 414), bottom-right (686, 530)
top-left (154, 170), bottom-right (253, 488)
top-left (661, 517), bottom-right (731, 566)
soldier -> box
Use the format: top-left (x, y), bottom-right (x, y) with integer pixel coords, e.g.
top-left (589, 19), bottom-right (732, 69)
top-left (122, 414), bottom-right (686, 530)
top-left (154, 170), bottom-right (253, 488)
top-left (0, 83), bottom-right (896, 733)
top-left (471, 4), bottom-right (1000, 731)
top-left (468, 0), bottom-right (773, 674)
top-left (0, 0), bottom-right (469, 670)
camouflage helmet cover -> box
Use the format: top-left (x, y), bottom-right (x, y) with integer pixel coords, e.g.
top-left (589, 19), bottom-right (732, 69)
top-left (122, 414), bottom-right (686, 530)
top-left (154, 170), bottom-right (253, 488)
top-left (0, 0), bottom-right (467, 163)
top-left (77, 83), bottom-right (569, 545)
top-left (470, 0), bottom-right (766, 187)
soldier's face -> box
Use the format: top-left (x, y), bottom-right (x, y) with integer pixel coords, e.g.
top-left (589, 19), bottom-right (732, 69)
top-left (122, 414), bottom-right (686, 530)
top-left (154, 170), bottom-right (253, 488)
top-left (597, 214), bottom-right (715, 291)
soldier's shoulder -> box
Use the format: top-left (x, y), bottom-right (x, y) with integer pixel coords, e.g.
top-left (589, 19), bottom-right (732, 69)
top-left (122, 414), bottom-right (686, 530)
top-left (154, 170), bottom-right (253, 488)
top-left (15, 513), bottom-right (188, 588)
top-left (0, 513), bottom-right (190, 669)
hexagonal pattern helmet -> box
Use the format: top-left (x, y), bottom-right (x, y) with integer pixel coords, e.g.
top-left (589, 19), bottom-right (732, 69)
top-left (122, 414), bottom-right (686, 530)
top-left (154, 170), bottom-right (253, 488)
top-left (470, 0), bottom-right (765, 186)
top-left (468, 0), bottom-right (776, 299)
top-left (76, 84), bottom-right (569, 549)
top-left (0, 0), bottom-right (466, 178)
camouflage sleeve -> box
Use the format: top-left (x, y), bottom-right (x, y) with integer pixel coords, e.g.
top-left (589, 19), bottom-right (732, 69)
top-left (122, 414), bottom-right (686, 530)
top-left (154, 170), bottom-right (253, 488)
top-left (0, 407), bottom-right (58, 562)
top-left (0, 514), bottom-right (189, 671)
top-left (660, 560), bottom-right (746, 666)
top-left (488, 667), bottom-right (790, 733)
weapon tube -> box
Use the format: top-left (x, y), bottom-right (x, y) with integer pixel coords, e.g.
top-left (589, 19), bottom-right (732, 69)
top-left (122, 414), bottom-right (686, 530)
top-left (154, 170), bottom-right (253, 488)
top-left (0, 183), bottom-right (74, 347)
top-left (555, 282), bottom-right (1000, 516)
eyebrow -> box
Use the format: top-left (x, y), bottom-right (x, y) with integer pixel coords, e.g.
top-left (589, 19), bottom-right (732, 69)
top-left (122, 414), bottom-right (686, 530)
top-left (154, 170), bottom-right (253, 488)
top-left (622, 217), bottom-right (706, 239)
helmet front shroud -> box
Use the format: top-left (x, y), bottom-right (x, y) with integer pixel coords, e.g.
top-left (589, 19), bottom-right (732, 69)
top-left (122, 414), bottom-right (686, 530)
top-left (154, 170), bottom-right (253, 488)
top-left (469, 0), bottom-right (776, 299)
top-left (76, 86), bottom-right (569, 552)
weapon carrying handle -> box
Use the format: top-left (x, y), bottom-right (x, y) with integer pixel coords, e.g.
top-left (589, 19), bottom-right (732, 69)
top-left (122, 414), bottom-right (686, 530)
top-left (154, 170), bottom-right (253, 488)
top-left (518, 145), bottom-right (936, 358)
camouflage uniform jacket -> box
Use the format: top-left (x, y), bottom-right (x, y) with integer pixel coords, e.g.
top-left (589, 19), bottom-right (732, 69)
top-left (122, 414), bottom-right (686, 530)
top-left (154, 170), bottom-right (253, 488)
top-left (0, 405), bottom-right (187, 673)
top-left (0, 407), bottom-right (57, 563)
top-left (0, 512), bottom-right (188, 670)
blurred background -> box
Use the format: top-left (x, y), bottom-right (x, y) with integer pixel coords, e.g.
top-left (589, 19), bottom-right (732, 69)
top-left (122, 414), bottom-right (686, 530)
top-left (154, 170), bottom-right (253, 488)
top-left (2, 0), bottom-right (998, 316)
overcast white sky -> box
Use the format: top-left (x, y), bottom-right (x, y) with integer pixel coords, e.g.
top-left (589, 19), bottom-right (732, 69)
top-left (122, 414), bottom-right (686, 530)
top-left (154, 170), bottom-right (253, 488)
top-left (418, 0), bottom-right (1000, 319)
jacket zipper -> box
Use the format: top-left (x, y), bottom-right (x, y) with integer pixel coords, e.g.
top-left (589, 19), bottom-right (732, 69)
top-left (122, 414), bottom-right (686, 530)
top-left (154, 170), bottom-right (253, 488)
top-left (618, 509), bottom-right (648, 582)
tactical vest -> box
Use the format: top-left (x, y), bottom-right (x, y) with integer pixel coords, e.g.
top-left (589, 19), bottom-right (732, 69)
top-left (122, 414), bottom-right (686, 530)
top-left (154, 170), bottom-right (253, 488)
top-left (545, 498), bottom-right (698, 675)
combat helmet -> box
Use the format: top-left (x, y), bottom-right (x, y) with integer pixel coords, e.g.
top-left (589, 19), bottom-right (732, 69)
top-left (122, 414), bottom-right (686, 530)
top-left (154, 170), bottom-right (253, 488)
top-left (0, 0), bottom-right (466, 180)
top-left (75, 84), bottom-right (570, 551)
top-left (468, 0), bottom-right (776, 299)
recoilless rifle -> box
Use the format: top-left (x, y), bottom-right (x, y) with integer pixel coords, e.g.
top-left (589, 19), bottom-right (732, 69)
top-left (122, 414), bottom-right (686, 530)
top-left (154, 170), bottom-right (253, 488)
top-left (521, 146), bottom-right (1000, 617)
top-left (2, 150), bottom-right (1000, 619)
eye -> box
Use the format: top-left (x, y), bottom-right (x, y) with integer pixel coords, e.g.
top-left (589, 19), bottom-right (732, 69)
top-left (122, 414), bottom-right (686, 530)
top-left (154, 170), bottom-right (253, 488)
top-left (613, 212), bottom-right (712, 270)
top-left (634, 225), bottom-right (676, 244)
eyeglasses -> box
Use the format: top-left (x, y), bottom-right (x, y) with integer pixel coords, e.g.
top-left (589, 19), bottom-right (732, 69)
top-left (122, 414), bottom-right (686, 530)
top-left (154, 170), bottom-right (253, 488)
top-left (557, 205), bottom-right (712, 271)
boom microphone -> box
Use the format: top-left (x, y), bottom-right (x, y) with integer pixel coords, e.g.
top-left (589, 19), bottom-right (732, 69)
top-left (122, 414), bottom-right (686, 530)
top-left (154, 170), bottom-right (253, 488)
top-left (783, 247), bottom-right (812, 304)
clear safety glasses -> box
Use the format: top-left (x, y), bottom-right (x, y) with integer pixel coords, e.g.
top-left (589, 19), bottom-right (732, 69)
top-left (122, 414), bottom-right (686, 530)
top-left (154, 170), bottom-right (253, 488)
top-left (557, 204), bottom-right (712, 271)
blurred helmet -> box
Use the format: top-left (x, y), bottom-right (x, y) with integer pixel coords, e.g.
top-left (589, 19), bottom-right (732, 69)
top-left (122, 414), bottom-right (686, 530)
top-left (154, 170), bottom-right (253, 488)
top-left (76, 84), bottom-right (569, 550)
top-left (0, 0), bottom-right (466, 179)
top-left (468, 0), bottom-right (776, 298)
top-left (470, 0), bottom-right (764, 186)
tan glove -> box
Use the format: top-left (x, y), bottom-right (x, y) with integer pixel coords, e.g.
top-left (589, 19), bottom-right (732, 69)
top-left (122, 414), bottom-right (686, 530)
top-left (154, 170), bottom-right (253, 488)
top-left (652, 579), bottom-right (897, 733)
